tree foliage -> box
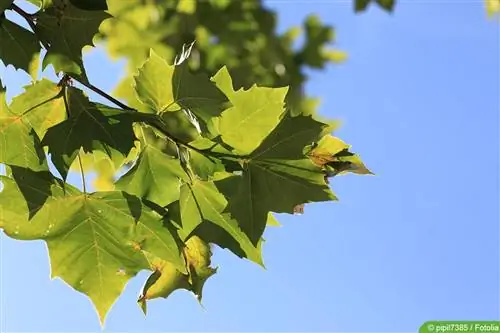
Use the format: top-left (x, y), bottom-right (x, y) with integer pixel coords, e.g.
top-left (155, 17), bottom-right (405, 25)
top-left (0, 0), bottom-right (375, 326)
top-left (0, 0), bottom-right (495, 327)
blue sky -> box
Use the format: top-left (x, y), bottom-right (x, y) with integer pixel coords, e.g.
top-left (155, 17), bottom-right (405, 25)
top-left (1, 1), bottom-right (498, 332)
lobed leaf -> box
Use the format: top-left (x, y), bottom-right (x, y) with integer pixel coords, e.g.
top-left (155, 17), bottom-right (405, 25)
top-left (0, 19), bottom-right (40, 73)
top-left (42, 88), bottom-right (136, 179)
top-left (0, 168), bottom-right (185, 324)
top-left (0, 85), bottom-right (47, 171)
top-left (36, 1), bottom-right (111, 78)
top-left (212, 67), bottom-right (289, 154)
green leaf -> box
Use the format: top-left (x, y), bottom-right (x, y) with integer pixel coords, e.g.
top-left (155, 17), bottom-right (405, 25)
top-left (182, 235), bottom-right (216, 301)
top-left (137, 259), bottom-right (189, 314)
top-left (0, 170), bottom-right (185, 324)
top-left (69, 0), bottom-right (108, 11)
top-left (354, 0), bottom-right (395, 12)
top-left (9, 79), bottom-right (65, 139)
top-left (216, 115), bottom-right (335, 244)
top-left (212, 66), bottom-right (289, 154)
top-left (266, 213), bottom-right (281, 227)
top-left (308, 134), bottom-right (350, 167)
top-left (36, 2), bottom-right (111, 77)
top-left (354, 0), bottom-right (371, 11)
top-left (138, 235), bottom-right (216, 313)
top-left (41, 88), bottom-right (136, 179)
top-left (0, 85), bottom-right (47, 171)
top-left (115, 126), bottom-right (190, 207)
top-left (182, 137), bottom-right (226, 180)
top-left (179, 179), bottom-right (263, 265)
top-left (25, 0), bottom-right (53, 9)
top-left (134, 50), bottom-right (175, 113)
top-left (0, 0), bottom-right (13, 13)
top-left (134, 49), bottom-right (229, 132)
top-left (193, 221), bottom-right (265, 267)
top-left (0, 19), bottom-right (40, 73)
top-left (376, 0), bottom-right (395, 11)
top-left (172, 58), bottom-right (229, 135)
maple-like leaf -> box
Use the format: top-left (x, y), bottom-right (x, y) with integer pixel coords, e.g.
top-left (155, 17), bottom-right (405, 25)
top-left (211, 67), bottom-right (289, 154)
top-left (9, 79), bottom-right (65, 138)
top-left (137, 236), bottom-right (216, 314)
top-left (134, 50), bottom-right (229, 134)
top-left (0, 84), bottom-right (47, 171)
top-left (42, 89), bottom-right (136, 179)
top-left (0, 169), bottom-right (186, 325)
top-left (171, 180), bottom-right (264, 265)
top-left (0, 19), bottom-right (40, 73)
top-left (115, 126), bottom-right (190, 207)
top-left (215, 115), bottom-right (335, 244)
top-left (36, 1), bottom-right (111, 78)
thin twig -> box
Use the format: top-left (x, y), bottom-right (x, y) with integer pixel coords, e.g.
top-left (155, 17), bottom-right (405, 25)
top-left (77, 153), bottom-right (87, 193)
top-left (67, 74), bottom-right (135, 111)
top-left (9, 2), bottom-right (241, 163)
top-left (10, 4), bottom-right (50, 49)
top-left (9, 4), bottom-right (131, 112)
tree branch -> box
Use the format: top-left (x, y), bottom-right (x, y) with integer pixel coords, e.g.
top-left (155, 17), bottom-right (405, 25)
top-left (67, 74), bottom-right (135, 111)
top-left (9, 2), bottom-right (241, 163)
top-left (10, 3), bottom-right (50, 49)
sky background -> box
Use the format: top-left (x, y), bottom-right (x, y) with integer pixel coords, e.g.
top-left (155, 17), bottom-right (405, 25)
top-left (0, 1), bottom-right (499, 332)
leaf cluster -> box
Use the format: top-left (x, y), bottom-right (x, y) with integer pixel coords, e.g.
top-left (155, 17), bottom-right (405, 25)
top-left (0, 0), bottom-right (371, 326)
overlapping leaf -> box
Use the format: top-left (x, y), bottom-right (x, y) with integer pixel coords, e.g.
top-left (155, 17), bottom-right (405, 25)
top-left (212, 67), bottom-right (289, 154)
top-left (0, 18), bottom-right (40, 73)
top-left (0, 168), bottom-right (185, 324)
top-left (9, 79), bottom-right (66, 138)
top-left (42, 89), bottom-right (136, 179)
top-left (134, 50), bottom-right (229, 135)
top-left (0, 84), bottom-right (47, 171)
top-left (171, 180), bottom-right (264, 265)
top-left (138, 236), bottom-right (216, 314)
top-left (36, 1), bottom-right (111, 77)
top-left (216, 115), bottom-right (335, 244)
top-left (115, 126), bottom-right (190, 207)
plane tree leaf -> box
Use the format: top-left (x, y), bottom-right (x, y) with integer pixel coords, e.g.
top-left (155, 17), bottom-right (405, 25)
top-left (35, 1), bottom-right (111, 78)
top-left (0, 84), bottom-right (47, 171)
top-left (215, 115), bottom-right (336, 244)
top-left (9, 79), bottom-right (66, 138)
top-left (0, 5), bottom-right (372, 320)
top-left (0, 168), bottom-right (185, 324)
top-left (211, 67), bottom-right (289, 154)
top-left (175, 179), bottom-right (264, 265)
top-left (0, 19), bottom-right (40, 73)
top-left (134, 50), bottom-right (229, 135)
top-left (115, 125), bottom-right (190, 207)
top-left (41, 88), bottom-right (136, 179)
top-left (137, 235), bottom-right (216, 314)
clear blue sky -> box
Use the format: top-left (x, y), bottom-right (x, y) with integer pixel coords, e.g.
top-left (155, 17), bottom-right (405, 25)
top-left (1, 1), bottom-right (498, 332)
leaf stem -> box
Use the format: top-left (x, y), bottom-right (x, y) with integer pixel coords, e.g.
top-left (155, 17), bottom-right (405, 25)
top-left (77, 153), bottom-right (87, 193)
